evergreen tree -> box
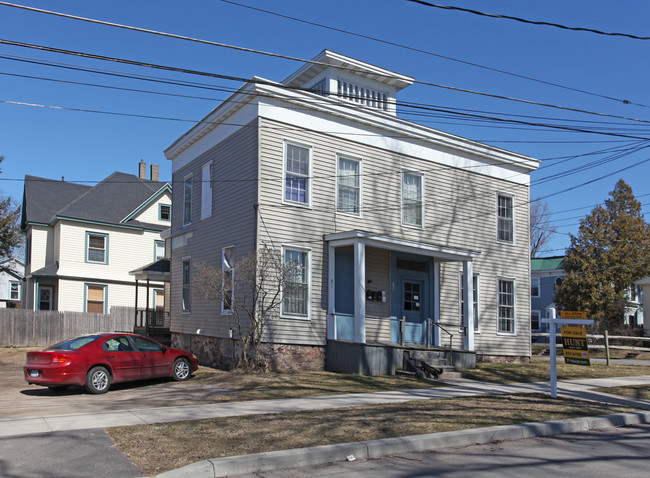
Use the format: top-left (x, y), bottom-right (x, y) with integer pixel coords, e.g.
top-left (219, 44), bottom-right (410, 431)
top-left (555, 179), bottom-right (650, 332)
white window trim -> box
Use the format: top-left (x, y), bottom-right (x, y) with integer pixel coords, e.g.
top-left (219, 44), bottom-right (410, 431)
top-left (496, 191), bottom-right (515, 245)
top-left (401, 169), bottom-right (425, 229)
top-left (335, 154), bottom-right (363, 218)
top-left (531, 277), bottom-right (541, 298)
top-left (181, 256), bottom-right (191, 314)
top-left (282, 141), bottom-right (313, 208)
top-left (280, 244), bottom-right (312, 320)
top-left (183, 173), bottom-right (193, 226)
top-left (86, 232), bottom-right (109, 265)
top-left (496, 276), bottom-right (517, 336)
top-left (221, 245), bottom-right (235, 315)
top-left (201, 161), bottom-right (213, 220)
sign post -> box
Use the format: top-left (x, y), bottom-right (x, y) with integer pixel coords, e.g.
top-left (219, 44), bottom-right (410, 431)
top-left (541, 311), bottom-right (593, 398)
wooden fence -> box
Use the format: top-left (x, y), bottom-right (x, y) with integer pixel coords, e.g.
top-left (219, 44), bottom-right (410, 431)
top-left (0, 306), bottom-right (135, 347)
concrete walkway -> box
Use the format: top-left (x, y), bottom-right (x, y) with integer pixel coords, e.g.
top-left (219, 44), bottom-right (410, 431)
top-left (3, 376), bottom-right (650, 477)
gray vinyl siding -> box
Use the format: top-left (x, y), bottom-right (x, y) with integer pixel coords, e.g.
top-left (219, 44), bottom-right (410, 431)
top-left (257, 117), bottom-right (531, 357)
top-left (170, 120), bottom-right (259, 338)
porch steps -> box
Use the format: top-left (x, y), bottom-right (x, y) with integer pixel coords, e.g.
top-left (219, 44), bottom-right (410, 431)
top-left (397, 350), bottom-right (463, 380)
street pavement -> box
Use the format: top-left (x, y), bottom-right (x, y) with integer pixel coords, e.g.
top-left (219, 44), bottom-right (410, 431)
top-left (2, 376), bottom-right (650, 477)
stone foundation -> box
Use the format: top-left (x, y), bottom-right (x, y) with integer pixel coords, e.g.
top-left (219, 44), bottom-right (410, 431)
top-left (477, 354), bottom-right (530, 364)
top-left (172, 332), bottom-right (325, 372)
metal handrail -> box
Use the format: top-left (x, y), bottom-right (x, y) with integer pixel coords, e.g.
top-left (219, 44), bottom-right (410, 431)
top-left (428, 318), bottom-right (453, 366)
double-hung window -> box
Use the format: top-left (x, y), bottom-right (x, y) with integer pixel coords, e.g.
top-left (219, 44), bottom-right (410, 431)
top-left (497, 278), bottom-right (516, 334)
top-left (86, 284), bottom-right (107, 313)
top-left (201, 162), bottom-right (213, 220)
top-left (86, 232), bottom-right (108, 264)
top-left (460, 273), bottom-right (480, 332)
top-left (497, 193), bottom-right (514, 244)
top-left (402, 171), bottom-right (424, 227)
top-left (222, 246), bottom-right (235, 314)
top-left (183, 175), bottom-right (193, 225)
top-left (182, 258), bottom-right (191, 312)
top-left (282, 247), bottom-right (310, 318)
top-left (284, 143), bottom-right (311, 206)
top-left (9, 281), bottom-right (19, 300)
top-left (337, 156), bottom-right (361, 215)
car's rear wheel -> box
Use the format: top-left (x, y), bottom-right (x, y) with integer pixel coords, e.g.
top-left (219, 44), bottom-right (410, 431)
top-left (85, 366), bottom-right (111, 394)
top-left (172, 358), bottom-right (191, 381)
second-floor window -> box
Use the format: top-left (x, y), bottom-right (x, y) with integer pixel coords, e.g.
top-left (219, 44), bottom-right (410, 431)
top-left (497, 193), bottom-right (514, 244)
top-left (159, 204), bottom-right (171, 221)
top-left (86, 232), bottom-right (108, 264)
top-left (155, 241), bottom-right (165, 261)
top-left (183, 175), bottom-right (192, 225)
top-left (9, 281), bottom-right (19, 300)
top-left (402, 171), bottom-right (424, 227)
top-left (182, 259), bottom-right (191, 312)
top-left (337, 156), bottom-right (361, 215)
top-left (201, 162), bottom-right (213, 220)
top-left (531, 278), bottom-right (540, 297)
top-left (284, 143), bottom-right (311, 206)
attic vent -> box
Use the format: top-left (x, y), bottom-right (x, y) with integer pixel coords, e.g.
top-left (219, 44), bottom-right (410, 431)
top-left (337, 80), bottom-right (388, 111)
top-left (309, 78), bottom-right (327, 96)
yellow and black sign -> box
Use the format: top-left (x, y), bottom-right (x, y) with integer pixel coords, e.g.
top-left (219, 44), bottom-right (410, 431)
top-left (560, 311), bottom-right (587, 320)
top-left (561, 326), bottom-right (590, 366)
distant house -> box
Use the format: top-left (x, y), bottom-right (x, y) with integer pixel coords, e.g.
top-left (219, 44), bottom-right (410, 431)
top-left (635, 277), bottom-right (650, 335)
top-left (165, 50), bottom-right (539, 372)
top-left (530, 256), bottom-right (565, 334)
top-left (0, 256), bottom-right (24, 308)
top-left (21, 162), bottom-right (171, 314)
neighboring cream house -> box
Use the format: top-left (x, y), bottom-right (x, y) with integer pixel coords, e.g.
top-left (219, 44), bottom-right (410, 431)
top-left (0, 256), bottom-right (24, 308)
top-left (21, 162), bottom-right (171, 313)
top-left (165, 50), bottom-right (539, 372)
top-left (636, 277), bottom-right (650, 335)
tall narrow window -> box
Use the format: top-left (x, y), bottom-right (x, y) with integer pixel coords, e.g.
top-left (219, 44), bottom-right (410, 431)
top-left (337, 157), bottom-right (361, 215)
top-left (201, 162), bottom-right (213, 219)
top-left (402, 171), bottom-right (424, 227)
top-left (183, 175), bottom-right (192, 225)
top-left (460, 274), bottom-right (480, 332)
top-left (9, 281), bottom-right (19, 300)
top-left (284, 144), bottom-right (311, 205)
top-left (182, 259), bottom-right (191, 312)
top-left (531, 310), bottom-right (540, 331)
top-left (86, 284), bottom-right (106, 313)
top-left (154, 241), bottom-right (165, 261)
top-left (497, 193), bottom-right (514, 244)
top-left (531, 278), bottom-right (540, 297)
top-left (498, 278), bottom-right (516, 334)
top-left (222, 246), bottom-right (235, 314)
top-left (282, 247), bottom-right (310, 318)
top-left (86, 233), bottom-right (108, 264)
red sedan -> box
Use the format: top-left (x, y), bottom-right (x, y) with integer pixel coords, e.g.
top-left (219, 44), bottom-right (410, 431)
top-left (23, 333), bottom-right (199, 394)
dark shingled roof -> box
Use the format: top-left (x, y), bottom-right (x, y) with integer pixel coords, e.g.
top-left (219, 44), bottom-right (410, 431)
top-left (22, 172), bottom-right (169, 231)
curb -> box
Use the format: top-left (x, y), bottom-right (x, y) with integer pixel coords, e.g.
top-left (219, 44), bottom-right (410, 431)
top-left (155, 411), bottom-right (650, 478)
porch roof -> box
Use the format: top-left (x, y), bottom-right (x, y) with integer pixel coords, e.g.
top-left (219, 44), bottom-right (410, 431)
top-left (324, 230), bottom-right (481, 262)
top-left (129, 258), bottom-right (171, 282)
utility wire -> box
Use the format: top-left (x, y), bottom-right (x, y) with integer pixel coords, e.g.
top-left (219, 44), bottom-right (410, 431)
top-left (405, 0), bottom-right (650, 41)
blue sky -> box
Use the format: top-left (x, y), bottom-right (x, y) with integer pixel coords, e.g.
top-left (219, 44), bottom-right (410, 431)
top-left (1, 0), bottom-right (649, 255)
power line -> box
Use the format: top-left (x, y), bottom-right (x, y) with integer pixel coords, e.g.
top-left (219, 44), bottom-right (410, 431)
top-left (405, 0), bottom-right (650, 41)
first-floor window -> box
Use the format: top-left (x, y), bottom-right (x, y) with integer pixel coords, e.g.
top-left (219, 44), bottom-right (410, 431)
top-left (222, 246), bottom-right (234, 313)
top-left (497, 278), bottom-right (516, 334)
top-left (182, 259), bottom-right (191, 312)
top-left (460, 273), bottom-right (480, 332)
top-left (282, 247), bottom-right (310, 317)
top-left (531, 310), bottom-right (540, 331)
top-left (86, 284), bottom-right (106, 313)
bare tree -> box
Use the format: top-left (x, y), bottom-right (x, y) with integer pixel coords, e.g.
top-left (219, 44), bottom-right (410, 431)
top-left (194, 247), bottom-right (304, 371)
top-left (530, 200), bottom-right (557, 258)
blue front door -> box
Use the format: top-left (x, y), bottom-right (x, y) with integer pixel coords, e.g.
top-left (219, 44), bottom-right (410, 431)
top-left (402, 279), bottom-right (426, 344)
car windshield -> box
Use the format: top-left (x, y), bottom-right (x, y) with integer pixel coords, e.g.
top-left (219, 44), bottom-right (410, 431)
top-left (46, 335), bottom-right (101, 351)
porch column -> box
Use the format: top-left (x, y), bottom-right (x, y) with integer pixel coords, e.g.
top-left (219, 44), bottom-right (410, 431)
top-left (327, 244), bottom-right (336, 340)
top-left (354, 240), bottom-right (366, 344)
top-left (462, 260), bottom-right (475, 351)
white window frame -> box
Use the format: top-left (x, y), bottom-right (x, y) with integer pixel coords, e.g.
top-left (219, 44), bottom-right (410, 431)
top-left (497, 276), bottom-right (517, 335)
top-left (154, 240), bottom-right (165, 261)
top-left (183, 174), bottom-right (193, 226)
top-left (86, 232), bottom-right (108, 264)
top-left (531, 309), bottom-right (541, 332)
top-left (182, 257), bottom-right (191, 313)
top-left (459, 272), bottom-right (480, 333)
top-left (201, 161), bottom-right (213, 220)
top-left (336, 155), bottom-right (362, 217)
top-left (401, 170), bottom-right (425, 229)
top-left (531, 277), bottom-right (540, 298)
top-left (280, 245), bottom-right (311, 320)
top-left (496, 192), bottom-right (515, 245)
top-left (221, 245), bottom-right (235, 315)
top-left (282, 142), bottom-right (312, 208)
top-left (9, 280), bottom-right (19, 300)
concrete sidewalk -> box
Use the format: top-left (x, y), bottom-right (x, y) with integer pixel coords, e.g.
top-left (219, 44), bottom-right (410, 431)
top-left (3, 376), bottom-right (650, 477)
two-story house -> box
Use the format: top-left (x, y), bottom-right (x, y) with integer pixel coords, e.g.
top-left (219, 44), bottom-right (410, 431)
top-left (165, 50), bottom-right (539, 373)
top-left (21, 162), bottom-right (171, 314)
top-left (530, 256), bottom-right (565, 335)
top-left (0, 256), bottom-right (24, 308)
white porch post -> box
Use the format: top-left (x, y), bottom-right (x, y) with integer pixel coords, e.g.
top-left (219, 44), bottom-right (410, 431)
top-left (354, 240), bottom-right (366, 344)
top-left (463, 260), bottom-right (475, 351)
top-left (327, 244), bottom-right (336, 340)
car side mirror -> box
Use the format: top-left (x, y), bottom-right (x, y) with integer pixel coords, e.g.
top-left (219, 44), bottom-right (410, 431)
top-left (161, 346), bottom-right (168, 354)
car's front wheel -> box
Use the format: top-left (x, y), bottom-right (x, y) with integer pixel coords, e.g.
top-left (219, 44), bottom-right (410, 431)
top-left (172, 358), bottom-right (191, 381)
top-left (85, 366), bottom-right (112, 394)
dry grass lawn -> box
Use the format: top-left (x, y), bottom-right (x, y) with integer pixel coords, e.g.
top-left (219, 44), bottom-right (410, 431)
top-left (597, 384), bottom-right (650, 400)
top-left (109, 394), bottom-right (635, 476)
